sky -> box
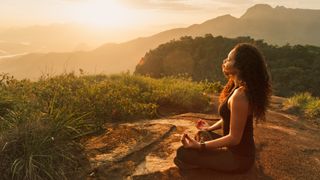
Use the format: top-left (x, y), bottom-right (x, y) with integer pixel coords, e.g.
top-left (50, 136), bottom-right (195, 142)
top-left (1, 0), bottom-right (320, 27)
top-left (1, 0), bottom-right (320, 42)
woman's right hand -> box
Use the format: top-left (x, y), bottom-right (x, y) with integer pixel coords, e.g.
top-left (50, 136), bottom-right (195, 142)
top-left (196, 119), bottom-right (210, 130)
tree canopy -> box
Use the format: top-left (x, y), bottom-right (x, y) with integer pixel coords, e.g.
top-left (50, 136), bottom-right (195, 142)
top-left (135, 35), bottom-right (320, 97)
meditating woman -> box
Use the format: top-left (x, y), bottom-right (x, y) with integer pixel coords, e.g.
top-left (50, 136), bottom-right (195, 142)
top-left (174, 43), bottom-right (272, 173)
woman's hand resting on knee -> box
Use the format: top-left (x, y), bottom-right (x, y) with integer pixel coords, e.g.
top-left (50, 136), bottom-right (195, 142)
top-left (181, 133), bottom-right (201, 149)
top-left (194, 119), bottom-right (212, 142)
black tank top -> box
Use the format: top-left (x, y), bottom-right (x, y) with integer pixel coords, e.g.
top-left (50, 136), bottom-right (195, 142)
top-left (218, 86), bottom-right (256, 158)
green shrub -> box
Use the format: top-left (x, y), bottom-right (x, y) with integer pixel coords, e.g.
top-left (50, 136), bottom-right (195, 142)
top-left (283, 92), bottom-right (320, 119)
top-left (0, 100), bottom-right (91, 179)
top-left (304, 99), bottom-right (320, 118)
top-left (0, 72), bottom-right (216, 178)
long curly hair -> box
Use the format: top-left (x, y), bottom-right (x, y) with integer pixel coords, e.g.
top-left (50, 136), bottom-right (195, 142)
top-left (219, 43), bottom-right (272, 123)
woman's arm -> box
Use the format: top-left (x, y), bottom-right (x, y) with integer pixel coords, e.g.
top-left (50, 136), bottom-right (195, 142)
top-left (203, 88), bottom-right (249, 150)
top-left (182, 88), bottom-right (249, 150)
top-left (205, 119), bottom-right (223, 131)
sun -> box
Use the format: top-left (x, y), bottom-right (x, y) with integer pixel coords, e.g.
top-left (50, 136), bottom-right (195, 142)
top-left (67, 0), bottom-right (138, 28)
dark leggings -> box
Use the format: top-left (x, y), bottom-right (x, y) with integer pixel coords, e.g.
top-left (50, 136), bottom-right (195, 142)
top-left (174, 131), bottom-right (255, 174)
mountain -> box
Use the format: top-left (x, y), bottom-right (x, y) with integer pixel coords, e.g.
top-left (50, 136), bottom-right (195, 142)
top-left (0, 23), bottom-right (151, 58)
top-left (0, 24), bottom-right (101, 56)
top-left (238, 4), bottom-right (320, 45)
top-left (134, 35), bottom-right (320, 97)
top-left (1, 4), bottom-right (320, 80)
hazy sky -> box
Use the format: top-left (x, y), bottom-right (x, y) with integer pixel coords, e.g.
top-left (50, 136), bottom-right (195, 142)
top-left (1, 0), bottom-right (320, 43)
top-left (1, 0), bottom-right (320, 28)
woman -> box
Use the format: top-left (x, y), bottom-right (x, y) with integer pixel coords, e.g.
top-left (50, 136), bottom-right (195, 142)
top-left (174, 43), bottom-right (271, 174)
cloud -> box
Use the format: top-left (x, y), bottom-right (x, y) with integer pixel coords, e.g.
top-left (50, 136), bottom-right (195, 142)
top-left (118, 0), bottom-right (258, 12)
top-left (203, 0), bottom-right (254, 7)
top-left (62, 0), bottom-right (87, 3)
top-left (215, 0), bottom-right (253, 4)
top-left (118, 0), bottom-right (201, 11)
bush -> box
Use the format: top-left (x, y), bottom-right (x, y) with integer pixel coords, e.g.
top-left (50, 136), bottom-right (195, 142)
top-left (0, 72), bottom-right (216, 178)
top-left (283, 92), bottom-right (320, 119)
top-left (0, 100), bottom-right (91, 179)
top-left (304, 99), bottom-right (320, 119)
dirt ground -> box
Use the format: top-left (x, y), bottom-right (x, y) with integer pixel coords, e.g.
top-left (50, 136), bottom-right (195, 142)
top-left (80, 96), bottom-right (320, 180)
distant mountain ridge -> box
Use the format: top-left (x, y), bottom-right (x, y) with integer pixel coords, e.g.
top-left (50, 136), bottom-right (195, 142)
top-left (1, 4), bottom-right (320, 80)
top-left (0, 24), bottom-right (99, 56)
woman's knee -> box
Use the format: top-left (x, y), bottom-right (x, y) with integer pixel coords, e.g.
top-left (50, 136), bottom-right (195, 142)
top-left (176, 146), bottom-right (194, 161)
top-left (176, 145), bottom-right (191, 160)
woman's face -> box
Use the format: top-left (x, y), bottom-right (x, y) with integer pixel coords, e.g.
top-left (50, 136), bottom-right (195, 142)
top-left (222, 48), bottom-right (238, 77)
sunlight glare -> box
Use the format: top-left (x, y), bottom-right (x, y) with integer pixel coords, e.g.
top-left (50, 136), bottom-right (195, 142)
top-left (68, 0), bottom-right (138, 28)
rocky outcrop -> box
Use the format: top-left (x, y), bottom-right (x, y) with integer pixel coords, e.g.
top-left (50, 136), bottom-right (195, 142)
top-left (81, 96), bottom-right (320, 179)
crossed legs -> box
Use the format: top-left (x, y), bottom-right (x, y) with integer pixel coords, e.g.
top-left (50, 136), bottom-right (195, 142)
top-left (174, 131), bottom-right (241, 173)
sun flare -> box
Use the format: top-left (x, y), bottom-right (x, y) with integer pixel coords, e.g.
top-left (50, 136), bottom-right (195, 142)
top-left (67, 0), bottom-right (138, 28)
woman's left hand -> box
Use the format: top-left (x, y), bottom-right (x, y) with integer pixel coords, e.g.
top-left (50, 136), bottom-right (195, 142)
top-left (181, 133), bottom-right (201, 149)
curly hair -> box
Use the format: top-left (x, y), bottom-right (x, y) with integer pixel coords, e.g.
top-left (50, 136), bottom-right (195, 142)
top-left (219, 43), bottom-right (272, 123)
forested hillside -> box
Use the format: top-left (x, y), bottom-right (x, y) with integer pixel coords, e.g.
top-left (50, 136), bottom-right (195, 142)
top-left (135, 35), bottom-right (320, 97)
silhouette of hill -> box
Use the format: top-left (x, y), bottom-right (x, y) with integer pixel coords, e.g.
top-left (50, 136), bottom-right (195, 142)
top-left (0, 4), bottom-right (319, 80)
top-left (134, 35), bottom-right (320, 97)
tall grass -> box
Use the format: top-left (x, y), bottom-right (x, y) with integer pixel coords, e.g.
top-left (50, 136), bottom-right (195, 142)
top-left (0, 72), bottom-right (221, 179)
top-left (0, 91), bottom-right (91, 179)
top-left (0, 110), bottom-right (89, 179)
top-left (283, 92), bottom-right (320, 119)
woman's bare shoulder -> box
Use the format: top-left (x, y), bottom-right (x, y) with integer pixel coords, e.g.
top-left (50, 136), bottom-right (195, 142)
top-left (231, 86), bottom-right (249, 102)
top-left (227, 86), bottom-right (249, 110)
